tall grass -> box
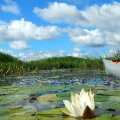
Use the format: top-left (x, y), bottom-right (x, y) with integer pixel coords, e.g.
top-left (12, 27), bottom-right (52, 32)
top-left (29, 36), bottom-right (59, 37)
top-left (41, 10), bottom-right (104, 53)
top-left (105, 50), bottom-right (120, 62)
top-left (0, 52), bottom-right (20, 62)
top-left (0, 53), bottom-right (104, 77)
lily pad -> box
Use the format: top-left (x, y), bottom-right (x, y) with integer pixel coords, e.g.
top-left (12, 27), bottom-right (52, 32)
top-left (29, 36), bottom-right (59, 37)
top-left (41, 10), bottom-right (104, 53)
top-left (36, 108), bottom-right (64, 115)
top-left (92, 114), bottom-right (112, 120)
top-left (95, 94), bottom-right (110, 102)
top-left (100, 90), bottom-right (120, 96)
top-left (10, 114), bottom-right (37, 120)
top-left (38, 94), bottom-right (59, 102)
top-left (0, 94), bottom-right (29, 104)
top-left (99, 101), bottom-right (120, 110)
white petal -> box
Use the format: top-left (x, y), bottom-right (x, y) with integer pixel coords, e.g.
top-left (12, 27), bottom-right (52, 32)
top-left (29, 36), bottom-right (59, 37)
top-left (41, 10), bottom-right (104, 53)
top-left (80, 89), bottom-right (93, 110)
top-left (77, 95), bottom-right (86, 114)
top-left (63, 89), bottom-right (95, 117)
top-left (88, 90), bottom-right (95, 110)
top-left (72, 105), bottom-right (82, 117)
top-left (89, 95), bottom-right (95, 110)
top-left (80, 89), bottom-right (85, 96)
top-left (74, 94), bottom-right (80, 105)
top-left (60, 108), bottom-right (71, 116)
top-left (63, 100), bottom-right (76, 115)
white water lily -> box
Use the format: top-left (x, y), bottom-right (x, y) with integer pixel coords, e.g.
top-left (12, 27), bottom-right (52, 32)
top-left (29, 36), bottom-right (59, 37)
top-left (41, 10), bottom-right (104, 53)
top-left (61, 89), bottom-right (95, 118)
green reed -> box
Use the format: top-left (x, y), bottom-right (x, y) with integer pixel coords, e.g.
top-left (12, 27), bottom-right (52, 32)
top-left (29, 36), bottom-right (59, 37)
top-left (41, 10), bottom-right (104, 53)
top-left (105, 50), bottom-right (120, 62)
top-left (0, 53), bottom-right (104, 77)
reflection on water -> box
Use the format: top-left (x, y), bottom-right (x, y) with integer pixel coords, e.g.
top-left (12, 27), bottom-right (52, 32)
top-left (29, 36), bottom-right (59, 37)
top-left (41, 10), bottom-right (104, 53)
top-left (0, 70), bottom-right (119, 87)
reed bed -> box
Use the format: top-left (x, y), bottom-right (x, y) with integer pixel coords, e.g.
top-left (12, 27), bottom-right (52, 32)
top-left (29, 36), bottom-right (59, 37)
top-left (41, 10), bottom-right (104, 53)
top-left (105, 50), bottom-right (120, 62)
top-left (0, 52), bottom-right (104, 77)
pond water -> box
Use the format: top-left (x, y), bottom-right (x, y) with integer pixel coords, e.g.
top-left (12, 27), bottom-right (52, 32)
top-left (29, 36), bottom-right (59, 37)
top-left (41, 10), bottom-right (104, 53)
top-left (1, 70), bottom-right (119, 87)
top-left (0, 70), bottom-right (120, 120)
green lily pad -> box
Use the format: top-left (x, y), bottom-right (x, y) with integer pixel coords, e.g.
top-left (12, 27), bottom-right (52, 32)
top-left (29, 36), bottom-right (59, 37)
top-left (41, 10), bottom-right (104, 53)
top-left (99, 101), bottom-right (120, 110)
top-left (0, 84), bottom-right (120, 120)
top-left (10, 114), bottom-right (37, 120)
top-left (95, 85), bottom-right (112, 91)
top-left (92, 114), bottom-right (112, 120)
top-left (36, 108), bottom-right (64, 115)
top-left (113, 115), bottom-right (120, 120)
top-left (0, 94), bottom-right (29, 104)
top-left (56, 93), bottom-right (71, 98)
top-left (100, 90), bottom-right (120, 96)
top-left (95, 94), bottom-right (110, 102)
top-left (0, 115), bottom-right (10, 120)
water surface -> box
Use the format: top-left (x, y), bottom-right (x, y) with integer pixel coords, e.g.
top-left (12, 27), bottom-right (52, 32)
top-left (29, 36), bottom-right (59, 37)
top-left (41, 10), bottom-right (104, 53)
top-left (0, 70), bottom-right (120, 120)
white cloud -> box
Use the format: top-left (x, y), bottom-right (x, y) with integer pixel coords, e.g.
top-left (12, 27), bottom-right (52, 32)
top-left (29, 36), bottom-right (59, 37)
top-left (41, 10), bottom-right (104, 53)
top-left (18, 50), bottom-right (66, 61)
top-left (83, 2), bottom-right (120, 32)
top-left (34, 1), bottom-right (120, 32)
top-left (1, 2), bottom-right (120, 52)
top-left (17, 49), bottom-right (89, 61)
top-left (7, 18), bottom-right (61, 41)
top-left (83, 2), bottom-right (120, 45)
top-left (72, 47), bottom-right (80, 57)
top-left (0, 0), bottom-right (20, 14)
top-left (33, 2), bottom-right (88, 25)
top-left (68, 28), bottom-right (105, 47)
top-left (0, 21), bottom-right (8, 42)
top-left (0, 48), bottom-right (90, 61)
top-left (9, 41), bottom-right (31, 50)
top-left (105, 32), bottom-right (120, 45)
top-left (72, 47), bottom-right (89, 57)
top-left (0, 18), bottom-right (62, 50)
top-left (33, 2), bottom-right (120, 47)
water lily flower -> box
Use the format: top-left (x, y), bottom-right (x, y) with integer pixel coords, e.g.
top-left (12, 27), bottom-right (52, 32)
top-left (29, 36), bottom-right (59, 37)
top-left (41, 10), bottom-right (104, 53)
top-left (61, 89), bottom-right (95, 118)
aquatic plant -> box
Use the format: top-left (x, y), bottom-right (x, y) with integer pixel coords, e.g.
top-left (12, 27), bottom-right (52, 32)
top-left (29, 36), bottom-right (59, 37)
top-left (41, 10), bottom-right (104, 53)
top-left (0, 52), bottom-right (104, 77)
top-left (105, 50), bottom-right (120, 62)
top-left (61, 89), bottom-right (95, 118)
top-left (0, 52), bottom-right (20, 62)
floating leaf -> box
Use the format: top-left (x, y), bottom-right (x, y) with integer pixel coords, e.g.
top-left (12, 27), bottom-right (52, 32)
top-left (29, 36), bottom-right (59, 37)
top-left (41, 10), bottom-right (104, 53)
top-left (36, 108), bottom-right (64, 115)
top-left (99, 101), bottom-right (120, 110)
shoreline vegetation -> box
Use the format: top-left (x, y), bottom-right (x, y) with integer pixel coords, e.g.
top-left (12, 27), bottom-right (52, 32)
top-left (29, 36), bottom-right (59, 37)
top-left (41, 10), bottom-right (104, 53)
top-left (0, 52), bottom-right (104, 77)
top-left (2, 50), bottom-right (120, 77)
top-left (105, 50), bottom-right (120, 62)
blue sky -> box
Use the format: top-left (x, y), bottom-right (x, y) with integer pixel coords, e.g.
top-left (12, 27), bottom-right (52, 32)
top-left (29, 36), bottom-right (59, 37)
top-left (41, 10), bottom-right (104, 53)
top-left (0, 0), bottom-right (120, 60)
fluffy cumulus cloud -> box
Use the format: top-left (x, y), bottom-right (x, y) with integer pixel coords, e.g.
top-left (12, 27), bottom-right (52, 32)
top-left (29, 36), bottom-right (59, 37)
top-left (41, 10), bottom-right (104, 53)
top-left (82, 2), bottom-right (120, 45)
top-left (7, 18), bottom-right (61, 41)
top-left (16, 50), bottom-right (89, 61)
top-left (1, 1), bottom-right (120, 59)
top-left (0, 18), bottom-right (62, 50)
top-left (33, 2), bottom-right (88, 25)
top-left (0, 47), bottom-right (91, 61)
top-left (18, 49), bottom-right (90, 61)
top-left (33, 2), bottom-right (120, 47)
top-left (72, 47), bottom-right (90, 57)
top-left (71, 2), bottom-right (120, 46)
top-left (0, 0), bottom-right (20, 14)
top-left (83, 2), bottom-right (120, 32)
top-left (18, 50), bottom-right (66, 61)
top-left (9, 41), bottom-right (30, 50)
top-left (68, 28), bottom-right (105, 47)
top-left (72, 47), bottom-right (80, 57)
top-left (0, 48), bottom-right (66, 61)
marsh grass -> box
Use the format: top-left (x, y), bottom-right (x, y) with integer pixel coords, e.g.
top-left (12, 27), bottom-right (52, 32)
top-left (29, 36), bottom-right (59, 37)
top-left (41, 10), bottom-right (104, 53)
top-left (0, 52), bottom-right (104, 76)
top-left (105, 50), bottom-right (120, 62)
